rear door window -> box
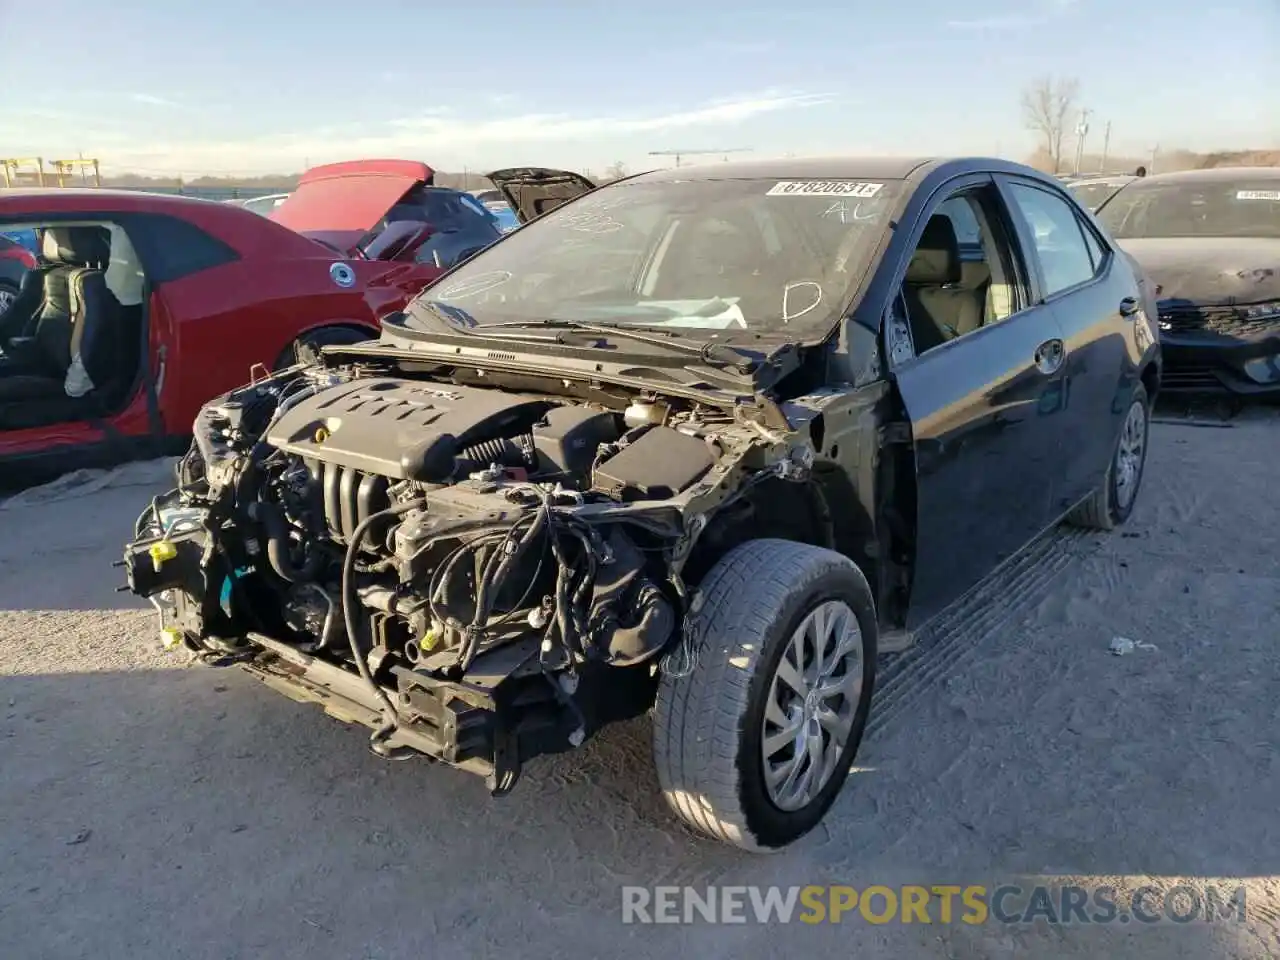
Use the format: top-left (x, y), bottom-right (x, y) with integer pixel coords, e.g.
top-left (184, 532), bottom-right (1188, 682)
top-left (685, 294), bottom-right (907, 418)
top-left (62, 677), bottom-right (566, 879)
top-left (1006, 183), bottom-right (1099, 296)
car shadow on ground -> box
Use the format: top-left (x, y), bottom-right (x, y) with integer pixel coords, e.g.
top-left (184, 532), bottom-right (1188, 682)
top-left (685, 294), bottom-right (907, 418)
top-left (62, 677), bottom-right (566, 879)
top-left (0, 660), bottom-right (1270, 960)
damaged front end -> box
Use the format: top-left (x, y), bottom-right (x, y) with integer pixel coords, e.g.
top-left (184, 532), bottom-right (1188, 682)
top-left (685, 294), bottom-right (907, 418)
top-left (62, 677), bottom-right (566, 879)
top-left (121, 363), bottom-right (814, 793)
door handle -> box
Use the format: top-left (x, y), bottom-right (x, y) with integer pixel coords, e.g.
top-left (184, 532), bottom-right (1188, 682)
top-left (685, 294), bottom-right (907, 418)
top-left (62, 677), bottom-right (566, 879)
top-left (1119, 296), bottom-right (1140, 317)
top-left (1034, 338), bottom-right (1065, 375)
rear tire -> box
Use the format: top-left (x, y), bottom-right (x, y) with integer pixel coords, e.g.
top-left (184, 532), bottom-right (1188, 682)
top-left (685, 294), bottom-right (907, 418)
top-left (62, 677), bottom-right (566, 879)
top-left (1067, 382), bottom-right (1150, 531)
top-left (652, 539), bottom-right (877, 852)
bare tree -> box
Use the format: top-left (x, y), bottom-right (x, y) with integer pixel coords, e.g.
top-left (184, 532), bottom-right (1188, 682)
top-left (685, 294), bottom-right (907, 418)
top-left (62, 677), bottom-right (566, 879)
top-left (603, 160), bottom-right (629, 182)
top-left (1021, 76), bottom-right (1079, 173)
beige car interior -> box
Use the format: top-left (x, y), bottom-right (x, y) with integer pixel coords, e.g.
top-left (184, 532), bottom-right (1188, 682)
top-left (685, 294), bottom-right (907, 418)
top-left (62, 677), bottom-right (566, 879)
top-left (899, 195), bottom-right (1018, 357)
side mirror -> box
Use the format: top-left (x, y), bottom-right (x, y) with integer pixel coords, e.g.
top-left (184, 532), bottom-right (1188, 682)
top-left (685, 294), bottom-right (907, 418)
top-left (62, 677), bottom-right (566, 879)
top-left (782, 281), bottom-right (823, 322)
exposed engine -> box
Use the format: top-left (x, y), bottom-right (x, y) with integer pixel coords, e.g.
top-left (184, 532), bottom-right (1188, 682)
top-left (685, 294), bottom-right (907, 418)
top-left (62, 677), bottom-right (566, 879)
top-left (121, 363), bottom-right (811, 790)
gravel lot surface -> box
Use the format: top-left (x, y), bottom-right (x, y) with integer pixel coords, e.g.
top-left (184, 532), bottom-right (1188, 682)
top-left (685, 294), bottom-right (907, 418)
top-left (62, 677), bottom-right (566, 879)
top-left (1, 406), bottom-right (1277, 959)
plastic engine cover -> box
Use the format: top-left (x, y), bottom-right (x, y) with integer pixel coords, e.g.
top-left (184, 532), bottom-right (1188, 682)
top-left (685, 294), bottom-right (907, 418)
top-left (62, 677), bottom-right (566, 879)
top-left (264, 378), bottom-right (552, 480)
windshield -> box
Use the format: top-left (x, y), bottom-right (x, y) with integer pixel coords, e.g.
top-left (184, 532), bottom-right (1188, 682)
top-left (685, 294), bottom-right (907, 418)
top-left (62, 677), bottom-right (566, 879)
top-left (407, 176), bottom-right (900, 337)
top-left (1096, 178), bottom-right (1280, 240)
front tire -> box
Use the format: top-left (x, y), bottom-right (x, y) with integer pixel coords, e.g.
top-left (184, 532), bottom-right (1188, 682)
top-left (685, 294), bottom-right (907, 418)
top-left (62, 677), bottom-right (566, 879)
top-left (1067, 382), bottom-right (1150, 531)
top-left (652, 539), bottom-right (877, 852)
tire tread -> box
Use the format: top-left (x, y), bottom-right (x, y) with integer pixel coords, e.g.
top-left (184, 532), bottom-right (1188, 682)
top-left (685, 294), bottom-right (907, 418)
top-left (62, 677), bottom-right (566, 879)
top-left (653, 538), bottom-right (872, 851)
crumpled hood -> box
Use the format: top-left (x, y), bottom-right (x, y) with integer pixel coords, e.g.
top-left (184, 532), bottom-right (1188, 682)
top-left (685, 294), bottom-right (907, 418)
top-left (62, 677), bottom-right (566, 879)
top-left (1116, 237), bottom-right (1280, 306)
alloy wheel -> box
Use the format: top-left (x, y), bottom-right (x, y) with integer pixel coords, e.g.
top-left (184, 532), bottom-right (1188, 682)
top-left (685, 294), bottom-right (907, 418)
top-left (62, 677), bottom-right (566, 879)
top-left (1114, 399), bottom-right (1147, 511)
top-left (761, 599), bottom-right (865, 811)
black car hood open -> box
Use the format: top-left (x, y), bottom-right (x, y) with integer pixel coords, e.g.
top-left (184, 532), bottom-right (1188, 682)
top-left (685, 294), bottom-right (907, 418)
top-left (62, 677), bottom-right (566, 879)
top-left (1117, 237), bottom-right (1280, 306)
top-left (486, 167), bottom-right (597, 223)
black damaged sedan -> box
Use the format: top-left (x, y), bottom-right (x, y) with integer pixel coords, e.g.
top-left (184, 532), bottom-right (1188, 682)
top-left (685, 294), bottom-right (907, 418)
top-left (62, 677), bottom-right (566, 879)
top-left (1096, 166), bottom-right (1280, 396)
top-left (122, 157), bottom-right (1161, 852)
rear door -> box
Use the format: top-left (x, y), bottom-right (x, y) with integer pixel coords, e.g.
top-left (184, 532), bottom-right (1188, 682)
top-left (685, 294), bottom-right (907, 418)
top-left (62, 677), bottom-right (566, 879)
top-left (998, 176), bottom-right (1138, 514)
top-left (887, 174), bottom-right (1070, 629)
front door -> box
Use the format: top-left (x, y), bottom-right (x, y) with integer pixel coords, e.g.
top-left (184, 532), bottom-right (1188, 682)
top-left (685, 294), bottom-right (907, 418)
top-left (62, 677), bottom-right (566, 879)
top-left (886, 177), bottom-right (1071, 629)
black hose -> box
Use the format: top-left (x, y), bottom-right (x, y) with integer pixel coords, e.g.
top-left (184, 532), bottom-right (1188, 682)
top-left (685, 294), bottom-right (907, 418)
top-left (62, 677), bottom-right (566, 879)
top-left (259, 501), bottom-right (323, 582)
top-left (340, 499), bottom-right (423, 751)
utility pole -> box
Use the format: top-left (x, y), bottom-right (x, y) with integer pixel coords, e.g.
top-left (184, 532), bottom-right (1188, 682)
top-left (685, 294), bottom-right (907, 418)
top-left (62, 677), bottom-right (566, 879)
top-left (1099, 121), bottom-right (1111, 173)
top-left (1073, 108), bottom-right (1091, 175)
top-left (1148, 143), bottom-right (1159, 174)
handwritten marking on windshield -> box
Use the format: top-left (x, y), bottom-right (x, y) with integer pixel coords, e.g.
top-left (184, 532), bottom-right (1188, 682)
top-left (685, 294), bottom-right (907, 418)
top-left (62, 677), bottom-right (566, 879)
top-left (558, 212), bottom-right (625, 234)
top-left (767, 180), bottom-right (885, 198)
top-left (821, 200), bottom-right (881, 223)
top-left (782, 281), bottom-right (824, 322)
top-left (437, 270), bottom-right (513, 299)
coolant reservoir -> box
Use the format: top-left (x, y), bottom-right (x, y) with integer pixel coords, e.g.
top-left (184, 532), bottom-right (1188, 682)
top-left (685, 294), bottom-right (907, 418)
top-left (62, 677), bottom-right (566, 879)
top-left (623, 399), bottom-right (669, 428)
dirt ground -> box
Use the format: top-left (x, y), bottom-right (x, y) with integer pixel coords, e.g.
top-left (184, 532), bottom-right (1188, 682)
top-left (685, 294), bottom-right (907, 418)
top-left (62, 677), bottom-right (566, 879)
top-left (1, 406), bottom-right (1277, 960)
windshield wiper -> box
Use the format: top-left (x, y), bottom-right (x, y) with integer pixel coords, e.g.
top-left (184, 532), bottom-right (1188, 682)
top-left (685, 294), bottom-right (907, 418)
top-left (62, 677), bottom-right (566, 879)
top-left (401, 303), bottom-right (764, 375)
top-left (474, 318), bottom-right (762, 374)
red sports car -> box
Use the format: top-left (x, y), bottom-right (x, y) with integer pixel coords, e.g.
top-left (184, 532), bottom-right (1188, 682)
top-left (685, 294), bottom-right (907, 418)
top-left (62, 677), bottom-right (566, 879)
top-left (0, 181), bottom-right (444, 488)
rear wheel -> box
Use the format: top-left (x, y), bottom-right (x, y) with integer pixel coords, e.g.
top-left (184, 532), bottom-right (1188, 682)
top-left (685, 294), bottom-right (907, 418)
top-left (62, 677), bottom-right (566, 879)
top-left (652, 539), bottom-right (877, 852)
top-left (1068, 382), bottom-right (1150, 531)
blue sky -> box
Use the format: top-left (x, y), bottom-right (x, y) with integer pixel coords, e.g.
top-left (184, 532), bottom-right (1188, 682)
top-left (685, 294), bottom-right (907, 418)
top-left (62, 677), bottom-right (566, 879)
top-left (1, 0), bottom-right (1275, 176)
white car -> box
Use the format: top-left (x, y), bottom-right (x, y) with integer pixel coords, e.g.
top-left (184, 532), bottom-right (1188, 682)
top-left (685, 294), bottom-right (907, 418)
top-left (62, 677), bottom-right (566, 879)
top-left (238, 193), bottom-right (292, 216)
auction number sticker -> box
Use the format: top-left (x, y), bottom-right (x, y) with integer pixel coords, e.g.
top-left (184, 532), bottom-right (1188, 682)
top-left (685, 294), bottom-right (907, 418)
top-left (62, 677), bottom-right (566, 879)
top-left (767, 180), bottom-right (885, 198)
top-left (1236, 190), bottom-right (1280, 201)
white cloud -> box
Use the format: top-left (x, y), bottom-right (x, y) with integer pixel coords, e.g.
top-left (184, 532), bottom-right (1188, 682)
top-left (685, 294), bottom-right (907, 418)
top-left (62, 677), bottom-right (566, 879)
top-left (948, 0), bottom-right (1078, 30)
top-left (130, 93), bottom-right (179, 107)
top-left (76, 90), bottom-right (833, 174)
top-left (386, 91), bottom-right (831, 142)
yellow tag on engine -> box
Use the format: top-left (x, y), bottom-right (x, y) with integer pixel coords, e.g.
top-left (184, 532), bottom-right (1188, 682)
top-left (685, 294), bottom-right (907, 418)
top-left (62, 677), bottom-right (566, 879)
top-left (149, 540), bottom-right (178, 571)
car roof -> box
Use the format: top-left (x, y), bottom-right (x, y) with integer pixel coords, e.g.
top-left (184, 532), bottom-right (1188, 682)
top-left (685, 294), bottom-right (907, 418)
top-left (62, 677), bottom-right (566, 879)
top-left (621, 155), bottom-right (1055, 186)
top-left (0, 187), bottom-right (228, 214)
top-left (626, 156), bottom-right (938, 184)
top-left (1137, 166), bottom-right (1280, 185)
top-left (1069, 175), bottom-right (1135, 185)
top-left (0, 187), bottom-right (326, 258)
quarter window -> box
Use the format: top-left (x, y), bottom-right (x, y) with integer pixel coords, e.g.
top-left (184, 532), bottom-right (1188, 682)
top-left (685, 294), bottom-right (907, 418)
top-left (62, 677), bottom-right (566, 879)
top-left (1007, 183), bottom-right (1098, 296)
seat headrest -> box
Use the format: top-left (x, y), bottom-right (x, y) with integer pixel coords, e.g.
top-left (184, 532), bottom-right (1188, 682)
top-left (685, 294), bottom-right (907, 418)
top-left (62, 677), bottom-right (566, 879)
top-left (905, 215), bottom-right (960, 285)
top-left (104, 224), bottom-right (145, 306)
top-left (41, 226), bottom-right (111, 267)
